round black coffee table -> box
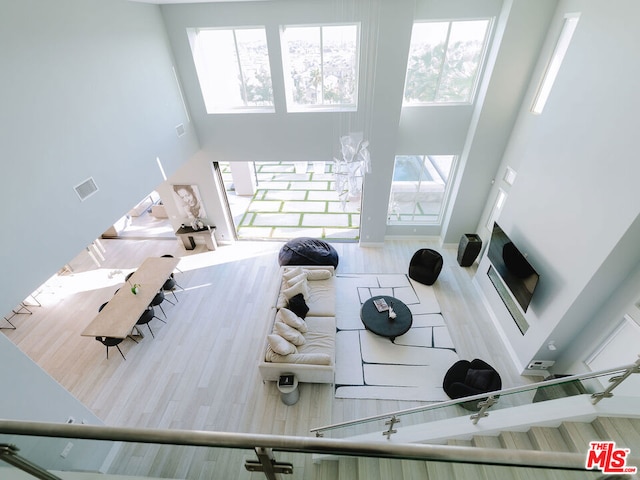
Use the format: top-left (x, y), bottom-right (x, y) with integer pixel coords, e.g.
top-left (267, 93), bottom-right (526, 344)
top-left (360, 296), bottom-right (412, 341)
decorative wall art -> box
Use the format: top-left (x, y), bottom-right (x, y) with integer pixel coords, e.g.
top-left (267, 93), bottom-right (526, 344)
top-left (172, 184), bottom-right (206, 220)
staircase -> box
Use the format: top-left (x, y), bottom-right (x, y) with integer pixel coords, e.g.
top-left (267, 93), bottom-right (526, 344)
top-left (313, 416), bottom-right (640, 479)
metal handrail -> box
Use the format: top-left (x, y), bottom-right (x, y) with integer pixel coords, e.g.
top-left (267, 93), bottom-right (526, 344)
top-left (0, 419), bottom-right (592, 471)
top-left (311, 359), bottom-right (640, 435)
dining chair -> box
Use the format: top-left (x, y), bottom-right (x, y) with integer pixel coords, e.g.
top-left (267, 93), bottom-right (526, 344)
top-left (162, 254), bottom-right (183, 274)
top-left (136, 306), bottom-right (158, 338)
top-left (162, 275), bottom-right (183, 303)
top-left (149, 290), bottom-right (171, 320)
top-left (95, 336), bottom-right (127, 360)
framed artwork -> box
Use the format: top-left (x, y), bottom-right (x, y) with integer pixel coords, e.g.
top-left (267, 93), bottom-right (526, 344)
top-left (172, 184), bottom-right (206, 220)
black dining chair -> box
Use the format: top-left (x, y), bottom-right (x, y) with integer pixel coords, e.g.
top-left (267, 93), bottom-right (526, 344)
top-left (162, 254), bottom-right (183, 273)
top-left (136, 306), bottom-right (159, 338)
top-left (161, 255), bottom-right (184, 302)
top-left (95, 302), bottom-right (135, 360)
top-left (95, 336), bottom-right (127, 360)
top-left (149, 290), bottom-right (171, 320)
top-left (162, 275), bottom-right (183, 303)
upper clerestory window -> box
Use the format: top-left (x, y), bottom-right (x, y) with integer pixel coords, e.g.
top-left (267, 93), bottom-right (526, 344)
top-left (188, 27), bottom-right (274, 114)
top-left (403, 19), bottom-right (491, 105)
top-left (280, 23), bottom-right (360, 112)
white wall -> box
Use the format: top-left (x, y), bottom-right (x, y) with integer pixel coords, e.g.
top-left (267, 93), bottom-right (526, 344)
top-left (0, 0), bottom-right (199, 469)
top-left (160, 0), bottom-right (517, 243)
top-left (475, 0), bottom-right (640, 372)
top-left (0, 334), bottom-right (113, 472)
top-left (0, 0), bottom-right (199, 317)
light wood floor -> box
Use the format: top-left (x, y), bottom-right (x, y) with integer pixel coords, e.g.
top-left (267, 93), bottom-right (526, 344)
top-left (3, 237), bottom-right (534, 479)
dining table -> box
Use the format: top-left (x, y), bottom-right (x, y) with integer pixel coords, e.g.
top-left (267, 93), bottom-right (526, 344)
top-left (81, 256), bottom-right (180, 339)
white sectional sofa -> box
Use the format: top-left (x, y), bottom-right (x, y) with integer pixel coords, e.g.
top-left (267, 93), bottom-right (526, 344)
top-left (258, 265), bottom-right (336, 384)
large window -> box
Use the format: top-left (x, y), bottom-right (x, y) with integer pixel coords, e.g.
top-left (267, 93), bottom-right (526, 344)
top-left (189, 27), bottom-right (274, 113)
top-left (281, 24), bottom-right (359, 111)
top-left (404, 20), bottom-right (491, 104)
top-left (387, 155), bottom-right (456, 225)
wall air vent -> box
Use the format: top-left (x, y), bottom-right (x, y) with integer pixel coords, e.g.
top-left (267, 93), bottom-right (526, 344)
top-left (175, 123), bottom-right (186, 137)
top-left (74, 177), bottom-right (99, 201)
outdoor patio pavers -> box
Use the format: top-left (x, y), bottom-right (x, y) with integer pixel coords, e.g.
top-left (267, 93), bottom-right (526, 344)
top-left (306, 190), bottom-right (342, 201)
top-left (222, 161), bottom-right (361, 241)
top-left (290, 181), bottom-right (332, 190)
top-left (246, 200), bottom-right (282, 212)
top-left (271, 227), bottom-right (325, 238)
top-left (302, 213), bottom-right (351, 227)
top-left (263, 190), bottom-right (308, 201)
top-left (281, 201), bottom-right (328, 213)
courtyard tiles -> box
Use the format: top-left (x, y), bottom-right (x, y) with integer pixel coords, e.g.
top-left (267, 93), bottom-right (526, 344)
top-left (282, 201), bottom-right (328, 213)
top-left (302, 213), bottom-right (351, 227)
top-left (223, 161), bottom-right (361, 241)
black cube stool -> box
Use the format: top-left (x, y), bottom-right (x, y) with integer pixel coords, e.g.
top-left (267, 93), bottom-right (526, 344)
top-left (408, 248), bottom-right (443, 286)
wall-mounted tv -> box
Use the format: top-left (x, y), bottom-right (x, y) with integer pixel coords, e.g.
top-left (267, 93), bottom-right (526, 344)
top-left (487, 222), bottom-right (540, 312)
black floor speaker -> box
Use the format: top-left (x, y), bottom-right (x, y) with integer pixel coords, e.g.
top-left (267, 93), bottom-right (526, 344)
top-left (457, 234), bottom-right (482, 267)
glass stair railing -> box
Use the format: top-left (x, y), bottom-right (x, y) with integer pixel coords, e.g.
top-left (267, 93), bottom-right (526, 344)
top-left (310, 357), bottom-right (640, 441)
top-left (0, 357), bottom-right (637, 480)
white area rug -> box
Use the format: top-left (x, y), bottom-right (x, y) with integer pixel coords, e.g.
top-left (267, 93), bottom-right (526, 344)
top-left (335, 274), bottom-right (459, 402)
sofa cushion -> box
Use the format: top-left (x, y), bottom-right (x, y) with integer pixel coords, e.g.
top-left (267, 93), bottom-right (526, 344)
top-left (282, 266), bottom-right (304, 282)
top-left (267, 334), bottom-right (298, 355)
top-left (265, 348), bottom-right (331, 365)
top-left (299, 316), bottom-right (335, 355)
top-left (276, 308), bottom-right (309, 333)
top-left (275, 321), bottom-right (306, 346)
top-left (287, 293), bottom-right (309, 319)
top-left (282, 279), bottom-right (309, 301)
top-left (304, 269), bottom-right (332, 281)
top-left (286, 272), bottom-right (308, 286)
top-left (305, 279), bottom-right (335, 317)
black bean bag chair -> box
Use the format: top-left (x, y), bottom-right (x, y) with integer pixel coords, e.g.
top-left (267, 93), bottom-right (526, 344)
top-left (278, 237), bottom-right (339, 269)
top-left (443, 358), bottom-right (502, 411)
top-left (408, 248), bottom-right (443, 286)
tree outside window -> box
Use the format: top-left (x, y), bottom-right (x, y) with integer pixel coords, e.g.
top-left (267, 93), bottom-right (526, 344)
top-left (281, 24), bottom-right (359, 110)
top-left (404, 20), bottom-right (490, 104)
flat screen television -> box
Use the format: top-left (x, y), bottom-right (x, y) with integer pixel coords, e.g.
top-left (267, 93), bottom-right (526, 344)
top-left (487, 222), bottom-right (540, 312)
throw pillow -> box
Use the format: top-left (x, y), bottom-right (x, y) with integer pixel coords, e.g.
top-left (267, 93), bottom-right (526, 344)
top-left (267, 334), bottom-right (298, 356)
top-left (276, 307), bottom-right (309, 333)
top-left (282, 279), bottom-right (309, 300)
top-left (287, 293), bottom-right (309, 319)
top-left (282, 266), bottom-right (303, 282)
top-left (274, 321), bottom-right (306, 346)
top-left (464, 368), bottom-right (494, 391)
top-left (286, 272), bottom-right (308, 287)
top-left (304, 269), bottom-right (332, 281)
